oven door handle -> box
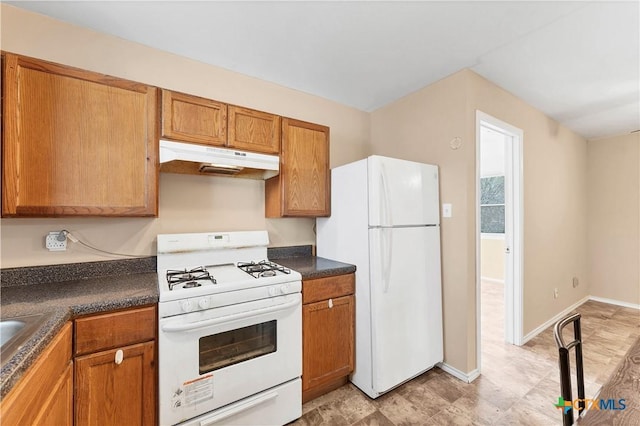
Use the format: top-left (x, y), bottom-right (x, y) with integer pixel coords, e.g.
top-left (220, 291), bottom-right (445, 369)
top-left (161, 299), bottom-right (299, 333)
top-left (199, 389), bottom-right (279, 425)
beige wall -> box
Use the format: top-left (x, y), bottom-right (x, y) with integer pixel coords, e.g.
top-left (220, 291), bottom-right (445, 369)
top-left (0, 5), bottom-right (371, 267)
top-left (481, 237), bottom-right (505, 281)
top-left (468, 72), bottom-right (590, 334)
top-left (587, 133), bottom-right (640, 305)
top-left (371, 69), bottom-right (589, 373)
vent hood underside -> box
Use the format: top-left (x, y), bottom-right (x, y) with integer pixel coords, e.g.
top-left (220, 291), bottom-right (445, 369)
top-left (159, 140), bottom-right (279, 180)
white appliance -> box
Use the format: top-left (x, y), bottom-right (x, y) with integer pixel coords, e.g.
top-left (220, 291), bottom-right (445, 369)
top-left (159, 139), bottom-right (279, 179)
top-left (316, 155), bottom-right (443, 399)
top-left (157, 231), bottom-right (302, 426)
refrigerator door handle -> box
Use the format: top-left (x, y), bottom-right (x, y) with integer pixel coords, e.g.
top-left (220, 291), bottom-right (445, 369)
top-left (380, 163), bottom-right (393, 227)
top-left (382, 227), bottom-right (393, 293)
top-left (384, 228), bottom-right (393, 293)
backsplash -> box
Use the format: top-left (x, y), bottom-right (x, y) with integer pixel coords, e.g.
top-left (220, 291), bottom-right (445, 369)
top-left (267, 245), bottom-right (313, 259)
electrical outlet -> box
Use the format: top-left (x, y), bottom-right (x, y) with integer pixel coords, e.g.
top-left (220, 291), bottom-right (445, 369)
top-left (45, 231), bottom-right (67, 251)
top-left (553, 288), bottom-right (559, 299)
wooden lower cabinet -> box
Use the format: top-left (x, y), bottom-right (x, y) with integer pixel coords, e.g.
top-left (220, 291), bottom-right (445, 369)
top-left (302, 274), bottom-right (355, 403)
top-left (0, 322), bottom-right (73, 426)
top-left (33, 363), bottom-right (74, 425)
top-left (74, 305), bottom-right (157, 426)
top-left (75, 341), bottom-right (155, 426)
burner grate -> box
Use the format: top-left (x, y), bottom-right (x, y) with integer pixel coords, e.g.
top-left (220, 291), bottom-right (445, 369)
top-left (166, 266), bottom-right (216, 290)
top-left (237, 260), bottom-right (291, 279)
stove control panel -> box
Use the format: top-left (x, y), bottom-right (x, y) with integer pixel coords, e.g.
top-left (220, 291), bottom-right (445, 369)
top-left (159, 280), bottom-right (302, 318)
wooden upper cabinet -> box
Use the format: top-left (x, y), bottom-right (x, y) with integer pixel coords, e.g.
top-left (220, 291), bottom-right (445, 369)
top-left (228, 106), bottom-right (280, 154)
top-left (265, 118), bottom-right (330, 217)
top-left (160, 89), bottom-right (227, 146)
top-left (1, 53), bottom-right (158, 217)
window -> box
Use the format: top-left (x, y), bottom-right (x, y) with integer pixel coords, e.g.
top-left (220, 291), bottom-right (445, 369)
top-left (480, 176), bottom-right (504, 234)
top-left (199, 320), bottom-right (277, 374)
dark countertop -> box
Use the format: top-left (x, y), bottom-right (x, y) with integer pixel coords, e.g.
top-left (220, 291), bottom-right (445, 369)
top-left (274, 256), bottom-right (356, 280)
top-left (268, 245), bottom-right (356, 280)
top-left (1, 258), bottom-right (158, 399)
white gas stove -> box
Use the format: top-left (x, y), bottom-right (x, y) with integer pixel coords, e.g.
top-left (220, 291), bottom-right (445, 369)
top-left (157, 231), bottom-right (302, 426)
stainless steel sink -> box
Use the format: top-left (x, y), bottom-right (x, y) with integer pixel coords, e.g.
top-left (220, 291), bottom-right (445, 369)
top-left (0, 320), bottom-right (26, 347)
top-left (0, 313), bottom-right (50, 367)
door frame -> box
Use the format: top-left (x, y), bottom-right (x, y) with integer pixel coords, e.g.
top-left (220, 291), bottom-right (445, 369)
top-left (475, 111), bottom-right (524, 366)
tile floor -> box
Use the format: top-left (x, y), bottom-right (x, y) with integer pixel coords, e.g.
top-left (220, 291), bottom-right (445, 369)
top-left (291, 282), bottom-right (640, 425)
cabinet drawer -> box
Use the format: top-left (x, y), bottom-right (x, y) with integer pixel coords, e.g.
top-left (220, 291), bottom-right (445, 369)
top-left (302, 273), bottom-right (354, 304)
top-left (75, 306), bottom-right (156, 356)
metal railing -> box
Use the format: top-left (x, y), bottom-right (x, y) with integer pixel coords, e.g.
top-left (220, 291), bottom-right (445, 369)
top-left (553, 312), bottom-right (585, 426)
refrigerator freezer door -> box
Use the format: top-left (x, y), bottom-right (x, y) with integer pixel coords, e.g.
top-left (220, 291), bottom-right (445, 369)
top-left (368, 226), bottom-right (443, 395)
top-left (368, 156), bottom-right (440, 227)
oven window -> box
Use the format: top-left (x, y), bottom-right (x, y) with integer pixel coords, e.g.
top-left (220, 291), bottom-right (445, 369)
top-left (199, 320), bottom-right (277, 374)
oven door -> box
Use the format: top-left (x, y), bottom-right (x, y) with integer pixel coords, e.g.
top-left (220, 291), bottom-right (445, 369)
top-left (159, 293), bottom-right (302, 426)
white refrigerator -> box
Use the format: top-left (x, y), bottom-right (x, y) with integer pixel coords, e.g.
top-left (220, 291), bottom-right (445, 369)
top-left (316, 155), bottom-right (443, 399)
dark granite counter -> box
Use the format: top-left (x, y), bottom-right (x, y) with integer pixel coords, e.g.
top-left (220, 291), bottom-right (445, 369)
top-left (268, 245), bottom-right (356, 280)
top-left (0, 258), bottom-right (158, 399)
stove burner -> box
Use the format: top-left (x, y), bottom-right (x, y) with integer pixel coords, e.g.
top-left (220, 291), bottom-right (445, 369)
top-left (166, 266), bottom-right (216, 290)
top-left (237, 260), bottom-right (291, 279)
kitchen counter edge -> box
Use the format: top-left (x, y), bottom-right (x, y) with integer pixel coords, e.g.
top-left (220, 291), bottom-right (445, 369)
top-left (0, 271), bottom-right (158, 399)
top-left (272, 255), bottom-right (356, 280)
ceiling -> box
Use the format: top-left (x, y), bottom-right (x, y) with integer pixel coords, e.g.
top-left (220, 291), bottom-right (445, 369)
top-left (8, 1), bottom-right (640, 140)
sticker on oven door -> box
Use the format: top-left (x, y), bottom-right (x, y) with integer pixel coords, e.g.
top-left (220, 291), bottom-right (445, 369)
top-left (173, 374), bottom-right (214, 408)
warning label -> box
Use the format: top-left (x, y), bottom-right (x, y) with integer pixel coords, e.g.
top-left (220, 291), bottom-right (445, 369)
top-left (173, 374), bottom-right (214, 409)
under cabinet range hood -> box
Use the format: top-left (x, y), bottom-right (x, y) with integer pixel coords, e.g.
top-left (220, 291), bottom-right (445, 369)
top-left (159, 139), bottom-right (279, 180)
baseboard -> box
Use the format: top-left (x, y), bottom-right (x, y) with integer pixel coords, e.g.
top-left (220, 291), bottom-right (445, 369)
top-left (480, 277), bottom-right (504, 284)
top-left (589, 296), bottom-right (640, 310)
top-left (522, 295), bottom-right (590, 344)
top-left (437, 362), bottom-right (480, 383)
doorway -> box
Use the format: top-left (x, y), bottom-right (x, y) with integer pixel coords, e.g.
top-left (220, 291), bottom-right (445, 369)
top-left (476, 111), bottom-right (523, 373)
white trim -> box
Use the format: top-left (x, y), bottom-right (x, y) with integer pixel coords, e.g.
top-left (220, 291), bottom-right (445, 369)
top-left (589, 296), bottom-right (640, 310)
top-left (436, 362), bottom-right (480, 383)
top-left (522, 295), bottom-right (590, 343)
top-left (476, 111), bottom-right (524, 379)
top-left (480, 277), bottom-right (504, 285)
top-left (481, 233), bottom-right (505, 240)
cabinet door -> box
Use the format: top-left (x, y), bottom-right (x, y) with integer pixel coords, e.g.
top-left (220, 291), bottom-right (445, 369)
top-left (265, 118), bottom-right (330, 217)
top-left (161, 89), bottom-right (227, 146)
top-left (2, 53), bottom-right (158, 217)
top-left (75, 341), bottom-right (156, 426)
top-left (302, 295), bottom-right (354, 392)
top-left (228, 106), bottom-right (280, 154)
top-left (33, 364), bottom-right (73, 426)
top-left (0, 322), bottom-right (73, 426)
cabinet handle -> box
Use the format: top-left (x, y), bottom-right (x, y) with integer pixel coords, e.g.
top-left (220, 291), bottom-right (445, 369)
top-left (328, 298), bottom-right (333, 309)
top-left (115, 349), bottom-right (124, 365)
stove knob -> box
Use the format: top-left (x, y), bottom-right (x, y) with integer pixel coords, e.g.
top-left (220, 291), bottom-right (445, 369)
top-left (181, 300), bottom-right (193, 312)
top-left (268, 287), bottom-right (278, 297)
top-left (279, 285), bottom-right (288, 294)
top-left (198, 298), bottom-right (210, 309)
